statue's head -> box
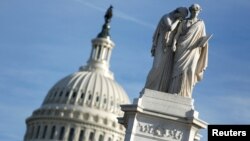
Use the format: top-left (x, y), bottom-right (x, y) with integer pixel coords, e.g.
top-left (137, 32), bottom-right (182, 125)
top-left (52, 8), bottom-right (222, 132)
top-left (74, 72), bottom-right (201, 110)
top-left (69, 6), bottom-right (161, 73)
top-left (174, 7), bottom-right (188, 20)
top-left (189, 3), bottom-right (202, 12)
top-left (189, 4), bottom-right (202, 17)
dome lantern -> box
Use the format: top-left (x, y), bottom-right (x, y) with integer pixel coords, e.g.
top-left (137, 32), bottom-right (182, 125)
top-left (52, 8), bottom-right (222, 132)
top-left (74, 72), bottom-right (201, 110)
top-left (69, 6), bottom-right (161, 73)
top-left (80, 5), bottom-right (115, 79)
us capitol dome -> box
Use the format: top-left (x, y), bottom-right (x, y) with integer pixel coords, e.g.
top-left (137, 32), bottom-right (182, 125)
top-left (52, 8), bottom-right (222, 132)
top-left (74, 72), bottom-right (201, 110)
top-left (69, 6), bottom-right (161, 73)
top-left (24, 6), bottom-right (130, 141)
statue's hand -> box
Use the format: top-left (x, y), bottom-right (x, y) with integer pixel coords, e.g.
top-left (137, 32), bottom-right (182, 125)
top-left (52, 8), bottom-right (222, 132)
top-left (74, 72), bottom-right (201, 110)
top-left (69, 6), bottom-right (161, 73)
top-left (172, 45), bottom-right (176, 52)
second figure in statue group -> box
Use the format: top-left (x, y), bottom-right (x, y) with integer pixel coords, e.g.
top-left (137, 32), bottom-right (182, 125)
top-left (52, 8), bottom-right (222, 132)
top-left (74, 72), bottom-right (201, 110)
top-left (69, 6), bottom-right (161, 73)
top-left (145, 4), bottom-right (210, 98)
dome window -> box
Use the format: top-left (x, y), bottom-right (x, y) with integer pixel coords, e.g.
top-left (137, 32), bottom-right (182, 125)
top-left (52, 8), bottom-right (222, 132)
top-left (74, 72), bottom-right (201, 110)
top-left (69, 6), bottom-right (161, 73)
top-left (98, 134), bottom-right (104, 141)
top-left (50, 125), bottom-right (56, 139)
top-left (59, 126), bottom-right (65, 140)
top-left (88, 95), bottom-right (92, 100)
top-left (68, 128), bottom-right (75, 141)
top-left (35, 125), bottom-right (40, 139)
top-left (59, 91), bottom-right (63, 97)
top-left (53, 91), bottom-right (57, 98)
top-left (72, 92), bottom-right (77, 98)
top-left (89, 132), bottom-right (94, 141)
top-left (29, 125), bottom-right (34, 139)
top-left (42, 125), bottom-right (47, 139)
top-left (80, 93), bottom-right (85, 99)
top-left (78, 129), bottom-right (85, 141)
top-left (65, 91), bottom-right (70, 97)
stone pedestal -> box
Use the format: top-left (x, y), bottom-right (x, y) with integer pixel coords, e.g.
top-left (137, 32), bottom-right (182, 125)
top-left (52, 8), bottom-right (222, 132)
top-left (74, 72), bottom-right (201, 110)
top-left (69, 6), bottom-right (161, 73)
top-left (118, 89), bottom-right (207, 141)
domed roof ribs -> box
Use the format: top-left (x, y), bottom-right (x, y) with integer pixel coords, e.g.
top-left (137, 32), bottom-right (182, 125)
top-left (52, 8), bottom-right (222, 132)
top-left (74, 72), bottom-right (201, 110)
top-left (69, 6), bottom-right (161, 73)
top-left (78, 72), bottom-right (91, 105)
top-left (110, 79), bottom-right (118, 113)
top-left (62, 73), bottom-right (79, 104)
top-left (106, 78), bottom-right (116, 113)
top-left (101, 77), bottom-right (108, 110)
top-left (98, 73), bottom-right (104, 108)
top-left (67, 72), bottom-right (85, 105)
top-left (93, 73), bottom-right (102, 109)
top-left (90, 73), bottom-right (98, 107)
top-left (83, 72), bottom-right (97, 106)
top-left (73, 72), bottom-right (86, 104)
top-left (114, 83), bottom-right (121, 114)
top-left (73, 72), bottom-right (86, 103)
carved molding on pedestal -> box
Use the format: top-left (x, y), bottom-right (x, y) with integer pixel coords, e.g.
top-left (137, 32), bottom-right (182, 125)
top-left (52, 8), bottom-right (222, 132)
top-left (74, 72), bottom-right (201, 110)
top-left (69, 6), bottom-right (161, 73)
top-left (137, 122), bottom-right (183, 140)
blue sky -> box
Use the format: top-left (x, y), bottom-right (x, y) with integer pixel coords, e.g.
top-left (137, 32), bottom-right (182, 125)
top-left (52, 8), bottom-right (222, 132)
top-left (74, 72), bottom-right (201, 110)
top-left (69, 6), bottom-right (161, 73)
top-left (1, 0), bottom-right (250, 141)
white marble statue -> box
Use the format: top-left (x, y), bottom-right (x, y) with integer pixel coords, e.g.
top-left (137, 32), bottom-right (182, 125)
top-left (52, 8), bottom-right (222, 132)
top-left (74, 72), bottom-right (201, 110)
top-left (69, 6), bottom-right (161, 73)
top-left (144, 7), bottom-right (189, 92)
top-left (168, 4), bottom-right (210, 97)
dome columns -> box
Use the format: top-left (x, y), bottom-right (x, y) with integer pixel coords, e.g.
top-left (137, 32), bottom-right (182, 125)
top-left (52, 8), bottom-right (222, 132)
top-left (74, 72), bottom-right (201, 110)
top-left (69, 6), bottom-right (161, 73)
top-left (90, 38), bottom-right (114, 64)
top-left (80, 38), bottom-right (115, 79)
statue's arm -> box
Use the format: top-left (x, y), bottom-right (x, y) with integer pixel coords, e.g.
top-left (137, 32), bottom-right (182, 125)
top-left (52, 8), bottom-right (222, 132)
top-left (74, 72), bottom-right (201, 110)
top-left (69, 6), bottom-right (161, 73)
top-left (172, 22), bottom-right (183, 52)
top-left (169, 19), bottom-right (180, 31)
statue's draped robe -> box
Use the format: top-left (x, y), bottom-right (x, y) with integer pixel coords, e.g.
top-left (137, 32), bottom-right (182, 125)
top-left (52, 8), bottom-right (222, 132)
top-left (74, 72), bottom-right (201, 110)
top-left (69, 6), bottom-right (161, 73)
top-left (168, 20), bottom-right (208, 97)
top-left (145, 14), bottom-right (176, 92)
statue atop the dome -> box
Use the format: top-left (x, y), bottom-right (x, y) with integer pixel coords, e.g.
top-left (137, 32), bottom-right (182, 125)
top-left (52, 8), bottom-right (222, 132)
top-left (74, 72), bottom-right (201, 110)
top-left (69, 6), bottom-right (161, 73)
top-left (105, 5), bottom-right (113, 23)
top-left (144, 4), bottom-right (212, 98)
top-left (97, 5), bottom-right (113, 38)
